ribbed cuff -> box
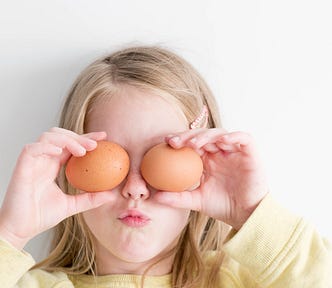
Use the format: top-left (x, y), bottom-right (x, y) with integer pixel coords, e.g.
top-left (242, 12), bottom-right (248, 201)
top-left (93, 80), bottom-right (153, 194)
top-left (222, 194), bottom-right (306, 283)
top-left (0, 238), bottom-right (35, 287)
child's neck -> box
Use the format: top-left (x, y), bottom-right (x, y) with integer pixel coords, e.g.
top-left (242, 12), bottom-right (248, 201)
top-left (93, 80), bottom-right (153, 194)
top-left (94, 244), bottom-right (175, 276)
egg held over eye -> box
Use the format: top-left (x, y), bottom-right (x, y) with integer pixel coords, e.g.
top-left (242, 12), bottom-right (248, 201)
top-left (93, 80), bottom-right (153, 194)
top-left (140, 143), bottom-right (204, 192)
top-left (65, 141), bottom-right (130, 192)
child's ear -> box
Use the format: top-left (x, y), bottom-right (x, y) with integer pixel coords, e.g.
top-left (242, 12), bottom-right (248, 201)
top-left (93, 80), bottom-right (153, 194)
top-left (190, 105), bottom-right (209, 129)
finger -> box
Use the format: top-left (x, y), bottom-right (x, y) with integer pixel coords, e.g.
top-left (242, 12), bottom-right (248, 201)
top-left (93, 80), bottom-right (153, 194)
top-left (219, 132), bottom-right (256, 155)
top-left (48, 127), bottom-right (93, 147)
top-left (166, 128), bottom-right (228, 150)
top-left (83, 131), bottom-right (107, 142)
top-left (215, 142), bottom-right (240, 153)
top-left (47, 128), bottom-right (103, 151)
top-left (202, 143), bottom-right (220, 153)
top-left (153, 190), bottom-right (202, 211)
top-left (50, 127), bottom-right (107, 145)
top-left (165, 128), bottom-right (214, 148)
top-left (191, 131), bottom-right (256, 155)
top-left (188, 129), bottom-right (233, 149)
top-left (66, 191), bottom-right (116, 216)
top-left (39, 132), bottom-right (93, 157)
top-left (23, 142), bottom-right (63, 157)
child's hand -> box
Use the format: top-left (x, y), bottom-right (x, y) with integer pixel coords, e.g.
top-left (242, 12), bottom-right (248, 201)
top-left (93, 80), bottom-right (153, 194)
top-left (0, 127), bottom-right (114, 250)
top-left (155, 129), bottom-right (269, 230)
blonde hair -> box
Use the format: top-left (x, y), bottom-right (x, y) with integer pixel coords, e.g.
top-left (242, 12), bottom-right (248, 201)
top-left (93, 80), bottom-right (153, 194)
top-left (34, 45), bottom-right (230, 287)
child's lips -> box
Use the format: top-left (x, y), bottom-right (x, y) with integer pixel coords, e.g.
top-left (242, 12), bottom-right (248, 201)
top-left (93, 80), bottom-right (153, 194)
top-left (118, 210), bottom-right (150, 227)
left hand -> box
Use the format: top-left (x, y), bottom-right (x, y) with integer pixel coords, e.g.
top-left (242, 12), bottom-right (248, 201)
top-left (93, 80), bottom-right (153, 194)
top-left (154, 128), bottom-right (269, 230)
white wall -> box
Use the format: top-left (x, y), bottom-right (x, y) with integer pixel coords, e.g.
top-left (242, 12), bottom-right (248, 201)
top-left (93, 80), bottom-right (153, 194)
top-left (1, 0), bottom-right (331, 261)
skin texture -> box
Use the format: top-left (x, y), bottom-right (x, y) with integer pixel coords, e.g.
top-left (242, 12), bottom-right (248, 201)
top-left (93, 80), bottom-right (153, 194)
top-left (0, 84), bottom-right (269, 276)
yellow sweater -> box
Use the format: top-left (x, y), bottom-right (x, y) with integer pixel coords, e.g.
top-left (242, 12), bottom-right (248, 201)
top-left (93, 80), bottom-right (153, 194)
top-left (1, 194), bottom-right (331, 287)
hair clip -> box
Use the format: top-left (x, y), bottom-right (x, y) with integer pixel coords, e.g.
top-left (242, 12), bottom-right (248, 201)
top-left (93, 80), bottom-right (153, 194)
top-left (190, 105), bottom-right (209, 129)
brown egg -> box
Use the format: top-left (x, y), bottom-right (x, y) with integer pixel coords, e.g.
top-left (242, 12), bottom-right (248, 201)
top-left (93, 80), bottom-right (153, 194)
top-left (140, 143), bottom-right (203, 192)
top-left (65, 141), bottom-right (130, 192)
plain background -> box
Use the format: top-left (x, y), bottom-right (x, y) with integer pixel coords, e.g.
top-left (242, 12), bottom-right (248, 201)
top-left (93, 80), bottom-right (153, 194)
top-left (1, 0), bottom-right (331, 261)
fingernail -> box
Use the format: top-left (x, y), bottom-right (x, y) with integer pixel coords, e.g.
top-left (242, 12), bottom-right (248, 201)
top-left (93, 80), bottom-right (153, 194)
top-left (190, 137), bottom-right (197, 144)
top-left (54, 147), bottom-right (63, 154)
top-left (171, 136), bottom-right (180, 143)
top-left (78, 146), bottom-right (87, 156)
top-left (87, 139), bottom-right (97, 150)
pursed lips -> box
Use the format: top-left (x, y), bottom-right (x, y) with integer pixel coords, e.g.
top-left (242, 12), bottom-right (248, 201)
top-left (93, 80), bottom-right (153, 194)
top-left (118, 209), bottom-right (151, 228)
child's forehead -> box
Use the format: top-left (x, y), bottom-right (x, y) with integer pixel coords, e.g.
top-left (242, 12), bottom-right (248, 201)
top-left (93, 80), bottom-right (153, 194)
top-left (85, 87), bottom-right (188, 146)
top-left (91, 86), bottom-right (186, 119)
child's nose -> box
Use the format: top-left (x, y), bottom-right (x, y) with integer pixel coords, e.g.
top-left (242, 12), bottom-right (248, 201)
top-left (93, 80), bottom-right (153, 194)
top-left (121, 171), bottom-right (150, 200)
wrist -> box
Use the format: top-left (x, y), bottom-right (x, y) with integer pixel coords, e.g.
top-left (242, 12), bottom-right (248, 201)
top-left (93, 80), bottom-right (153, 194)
top-left (0, 222), bottom-right (30, 251)
top-left (228, 197), bottom-right (267, 231)
top-left (229, 210), bottom-right (255, 231)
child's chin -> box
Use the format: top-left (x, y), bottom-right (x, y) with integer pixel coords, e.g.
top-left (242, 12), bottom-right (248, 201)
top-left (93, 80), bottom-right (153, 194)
top-left (119, 250), bottom-right (161, 264)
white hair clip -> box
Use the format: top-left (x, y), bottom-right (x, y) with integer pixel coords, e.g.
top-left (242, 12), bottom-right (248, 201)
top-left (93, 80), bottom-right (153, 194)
top-left (190, 105), bottom-right (209, 129)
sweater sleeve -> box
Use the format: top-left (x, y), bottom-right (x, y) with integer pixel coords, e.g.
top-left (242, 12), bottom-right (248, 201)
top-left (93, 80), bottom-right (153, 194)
top-left (0, 237), bottom-right (36, 287)
top-left (222, 194), bottom-right (332, 287)
top-left (0, 238), bottom-right (73, 288)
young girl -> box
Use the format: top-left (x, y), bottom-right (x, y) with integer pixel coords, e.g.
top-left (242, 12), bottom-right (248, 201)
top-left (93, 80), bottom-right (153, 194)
top-left (0, 45), bottom-right (331, 287)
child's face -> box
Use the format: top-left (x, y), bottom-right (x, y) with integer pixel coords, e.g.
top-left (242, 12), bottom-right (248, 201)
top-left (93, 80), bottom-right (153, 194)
top-left (83, 85), bottom-right (191, 275)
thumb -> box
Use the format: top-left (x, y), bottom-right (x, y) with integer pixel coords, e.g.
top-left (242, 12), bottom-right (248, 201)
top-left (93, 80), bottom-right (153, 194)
top-left (66, 191), bottom-right (115, 216)
top-left (153, 190), bottom-right (202, 211)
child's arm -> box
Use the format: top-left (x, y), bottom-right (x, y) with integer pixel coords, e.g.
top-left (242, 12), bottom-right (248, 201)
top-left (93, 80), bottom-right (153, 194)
top-left (0, 237), bottom-right (74, 287)
top-left (156, 128), bottom-right (331, 287)
top-left (0, 237), bottom-right (35, 287)
top-left (223, 193), bottom-right (332, 287)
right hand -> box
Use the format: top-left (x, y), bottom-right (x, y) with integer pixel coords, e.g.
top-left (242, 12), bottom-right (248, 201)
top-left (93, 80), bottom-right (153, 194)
top-left (0, 127), bottom-right (115, 250)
